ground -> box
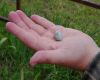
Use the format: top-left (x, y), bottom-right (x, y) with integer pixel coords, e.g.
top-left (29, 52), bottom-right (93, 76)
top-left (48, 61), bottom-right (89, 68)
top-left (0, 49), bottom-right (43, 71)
top-left (0, 0), bottom-right (100, 80)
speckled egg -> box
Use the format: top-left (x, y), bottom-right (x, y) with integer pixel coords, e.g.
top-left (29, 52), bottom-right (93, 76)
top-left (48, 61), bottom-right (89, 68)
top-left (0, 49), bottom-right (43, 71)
top-left (54, 31), bottom-right (63, 41)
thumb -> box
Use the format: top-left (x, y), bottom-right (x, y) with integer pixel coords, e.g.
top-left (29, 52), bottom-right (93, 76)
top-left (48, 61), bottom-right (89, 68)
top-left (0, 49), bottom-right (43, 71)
top-left (29, 50), bottom-right (60, 67)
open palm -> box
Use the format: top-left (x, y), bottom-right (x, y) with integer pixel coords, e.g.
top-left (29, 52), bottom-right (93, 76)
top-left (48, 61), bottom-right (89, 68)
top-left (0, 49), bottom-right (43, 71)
top-left (6, 10), bottom-right (99, 70)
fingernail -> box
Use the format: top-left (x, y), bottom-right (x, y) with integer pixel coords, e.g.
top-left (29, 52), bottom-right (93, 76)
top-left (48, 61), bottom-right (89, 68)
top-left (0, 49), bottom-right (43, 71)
top-left (29, 62), bottom-right (37, 68)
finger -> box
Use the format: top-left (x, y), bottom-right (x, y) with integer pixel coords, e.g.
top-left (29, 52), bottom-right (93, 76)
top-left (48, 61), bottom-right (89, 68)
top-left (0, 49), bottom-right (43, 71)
top-left (6, 22), bottom-right (41, 50)
top-left (31, 15), bottom-right (56, 32)
top-left (9, 11), bottom-right (29, 30)
top-left (6, 22), bottom-right (29, 37)
top-left (29, 49), bottom-right (61, 67)
top-left (16, 10), bottom-right (47, 35)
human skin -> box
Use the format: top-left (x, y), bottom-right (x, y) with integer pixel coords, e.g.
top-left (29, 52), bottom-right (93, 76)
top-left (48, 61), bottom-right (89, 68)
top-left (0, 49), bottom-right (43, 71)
top-left (6, 10), bottom-right (100, 70)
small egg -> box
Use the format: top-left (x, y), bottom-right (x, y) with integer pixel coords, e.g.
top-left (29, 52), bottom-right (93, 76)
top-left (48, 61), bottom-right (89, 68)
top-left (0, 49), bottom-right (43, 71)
top-left (54, 31), bottom-right (63, 41)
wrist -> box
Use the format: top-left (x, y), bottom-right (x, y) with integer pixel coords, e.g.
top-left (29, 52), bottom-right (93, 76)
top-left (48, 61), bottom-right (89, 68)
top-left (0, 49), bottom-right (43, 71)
top-left (82, 51), bottom-right (100, 80)
top-left (79, 47), bottom-right (100, 70)
top-left (85, 48), bottom-right (100, 70)
top-left (85, 48), bottom-right (100, 69)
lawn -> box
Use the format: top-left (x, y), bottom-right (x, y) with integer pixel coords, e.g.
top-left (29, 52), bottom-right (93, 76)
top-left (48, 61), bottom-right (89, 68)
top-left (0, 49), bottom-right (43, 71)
top-left (0, 0), bottom-right (100, 80)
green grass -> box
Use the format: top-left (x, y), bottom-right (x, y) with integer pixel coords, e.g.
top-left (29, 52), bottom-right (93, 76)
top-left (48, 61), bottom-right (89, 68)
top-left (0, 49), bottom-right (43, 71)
top-left (0, 0), bottom-right (100, 80)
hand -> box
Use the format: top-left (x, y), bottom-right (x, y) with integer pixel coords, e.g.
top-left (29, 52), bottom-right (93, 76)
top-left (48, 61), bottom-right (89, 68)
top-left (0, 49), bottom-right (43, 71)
top-left (6, 10), bottom-right (100, 70)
